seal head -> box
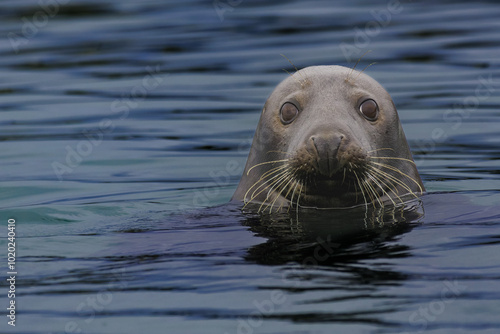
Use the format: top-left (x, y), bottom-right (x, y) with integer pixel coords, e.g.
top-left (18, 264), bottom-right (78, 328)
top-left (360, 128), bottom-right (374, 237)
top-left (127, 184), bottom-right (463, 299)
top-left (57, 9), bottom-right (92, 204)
top-left (232, 65), bottom-right (424, 211)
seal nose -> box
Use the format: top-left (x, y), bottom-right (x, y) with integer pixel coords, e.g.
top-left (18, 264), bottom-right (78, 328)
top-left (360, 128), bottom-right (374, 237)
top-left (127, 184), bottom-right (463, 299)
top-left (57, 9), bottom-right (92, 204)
top-left (310, 133), bottom-right (344, 177)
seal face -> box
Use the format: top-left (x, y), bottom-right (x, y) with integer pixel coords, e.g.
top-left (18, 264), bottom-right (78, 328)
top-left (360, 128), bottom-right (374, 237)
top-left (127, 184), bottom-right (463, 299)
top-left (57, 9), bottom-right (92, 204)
top-left (232, 65), bottom-right (424, 212)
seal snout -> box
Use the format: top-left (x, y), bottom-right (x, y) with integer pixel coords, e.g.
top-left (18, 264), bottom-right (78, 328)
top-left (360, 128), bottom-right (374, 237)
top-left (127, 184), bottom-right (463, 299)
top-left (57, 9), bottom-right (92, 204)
top-left (310, 133), bottom-right (345, 177)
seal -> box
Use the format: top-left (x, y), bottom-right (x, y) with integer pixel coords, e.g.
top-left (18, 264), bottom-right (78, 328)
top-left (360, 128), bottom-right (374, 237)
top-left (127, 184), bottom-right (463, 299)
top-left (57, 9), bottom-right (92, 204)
top-left (232, 65), bottom-right (424, 212)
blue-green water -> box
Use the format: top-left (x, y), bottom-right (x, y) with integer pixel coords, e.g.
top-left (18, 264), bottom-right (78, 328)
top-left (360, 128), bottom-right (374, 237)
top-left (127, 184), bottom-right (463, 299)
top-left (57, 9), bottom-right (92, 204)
top-left (1, 1), bottom-right (500, 333)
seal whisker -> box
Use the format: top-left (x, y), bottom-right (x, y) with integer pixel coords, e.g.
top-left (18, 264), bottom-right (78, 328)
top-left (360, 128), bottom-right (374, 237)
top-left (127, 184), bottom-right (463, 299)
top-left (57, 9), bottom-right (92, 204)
top-left (369, 156), bottom-right (417, 166)
top-left (368, 164), bottom-right (410, 192)
top-left (371, 161), bottom-right (424, 193)
top-left (368, 163), bottom-right (419, 199)
top-left (353, 170), bottom-right (369, 211)
top-left (367, 148), bottom-right (396, 154)
top-left (255, 164), bottom-right (289, 181)
top-left (353, 178), bottom-right (359, 204)
top-left (278, 170), bottom-right (301, 212)
top-left (355, 62), bottom-right (377, 81)
top-left (363, 173), bottom-right (383, 208)
top-left (365, 171), bottom-right (397, 207)
top-left (280, 54), bottom-right (308, 88)
top-left (246, 165), bottom-right (288, 195)
top-left (295, 183), bottom-right (303, 219)
top-left (360, 176), bottom-right (376, 207)
top-left (282, 69), bottom-right (304, 89)
top-left (346, 50), bottom-right (372, 83)
top-left (347, 162), bottom-right (359, 203)
top-left (370, 165), bottom-right (410, 196)
top-left (265, 150), bottom-right (293, 157)
top-left (368, 166), bottom-right (404, 204)
top-left (287, 183), bottom-right (297, 213)
top-left (243, 170), bottom-right (288, 208)
top-left (256, 170), bottom-right (292, 212)
top-left (270, 176), bottom-right (296, 213)
top-left (287, 180), bottom-right (298, 212)
top-left (249, 169), bottom-right (290, 205)
top-left (246, 159), bottom-right (290, 175)
top-left (243, 164), bottom-right (289, 203)
top-left (265, 171), bottom-right (295, 213)
top-left (264, 170), bottom-right (293, 200)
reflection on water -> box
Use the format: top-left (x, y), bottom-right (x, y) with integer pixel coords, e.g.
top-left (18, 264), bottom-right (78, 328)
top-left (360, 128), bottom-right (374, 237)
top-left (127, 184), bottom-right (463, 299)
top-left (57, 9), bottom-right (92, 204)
top-left (1, 0), bottom-right (500, 333)
top-left (244, 200), bottom-right (423, 266)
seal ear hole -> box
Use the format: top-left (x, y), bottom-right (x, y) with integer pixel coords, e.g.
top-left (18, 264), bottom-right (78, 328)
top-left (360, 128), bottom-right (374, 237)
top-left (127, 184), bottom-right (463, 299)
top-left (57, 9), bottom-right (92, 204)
top-left (359, 99), bottom-right (379, 121)
top-left (280, 102), bottom-right (299, 124)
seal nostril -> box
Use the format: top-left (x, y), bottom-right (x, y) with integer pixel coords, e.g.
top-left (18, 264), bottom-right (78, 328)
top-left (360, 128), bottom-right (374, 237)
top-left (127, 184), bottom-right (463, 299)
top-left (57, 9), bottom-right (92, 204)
top-left (310, 134), bottom-right (342, 153)
top-left (310, 136), bottom-right (318, 152)
top-left (308, 133), bottom-right (345, 177)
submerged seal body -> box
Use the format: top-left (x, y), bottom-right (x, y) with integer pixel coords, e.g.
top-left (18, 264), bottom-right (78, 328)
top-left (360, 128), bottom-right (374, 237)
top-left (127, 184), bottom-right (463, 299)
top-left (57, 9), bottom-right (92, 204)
top-left (232, 65), bottom-right (424, 211)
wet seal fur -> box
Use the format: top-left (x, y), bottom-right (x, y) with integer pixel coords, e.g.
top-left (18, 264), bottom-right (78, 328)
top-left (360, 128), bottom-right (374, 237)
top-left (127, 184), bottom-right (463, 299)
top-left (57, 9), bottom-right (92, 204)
top-left (232, 65), bottom-right (424, 212)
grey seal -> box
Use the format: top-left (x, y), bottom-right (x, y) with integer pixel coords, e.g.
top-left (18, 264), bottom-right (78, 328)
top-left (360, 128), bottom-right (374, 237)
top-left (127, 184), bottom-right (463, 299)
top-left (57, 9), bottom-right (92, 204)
top-left (232, 65), bottom-right (424, 212)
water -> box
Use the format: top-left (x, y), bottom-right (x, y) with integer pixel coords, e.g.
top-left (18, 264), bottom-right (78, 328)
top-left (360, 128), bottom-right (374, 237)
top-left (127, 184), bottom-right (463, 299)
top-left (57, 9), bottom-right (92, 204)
top-left (1, 0), bottom-right (500, 333)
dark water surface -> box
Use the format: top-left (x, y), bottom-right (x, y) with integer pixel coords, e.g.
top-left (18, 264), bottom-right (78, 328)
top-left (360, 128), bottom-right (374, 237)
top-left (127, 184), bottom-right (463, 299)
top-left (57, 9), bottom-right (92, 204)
top-left (1, 0), bottom-right (500, 333)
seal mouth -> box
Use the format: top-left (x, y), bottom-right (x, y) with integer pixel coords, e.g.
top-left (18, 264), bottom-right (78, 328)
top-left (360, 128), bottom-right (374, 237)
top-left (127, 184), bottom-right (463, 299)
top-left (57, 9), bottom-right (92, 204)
top-left (292, 161), bottom-right (369, 206)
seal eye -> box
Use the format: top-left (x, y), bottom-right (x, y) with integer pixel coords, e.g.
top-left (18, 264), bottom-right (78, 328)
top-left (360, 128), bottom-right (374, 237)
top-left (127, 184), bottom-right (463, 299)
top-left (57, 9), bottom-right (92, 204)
top-left (359, 99), bottom-right (379, 121)
top-left (280, 102), bottom-right (299, 124)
